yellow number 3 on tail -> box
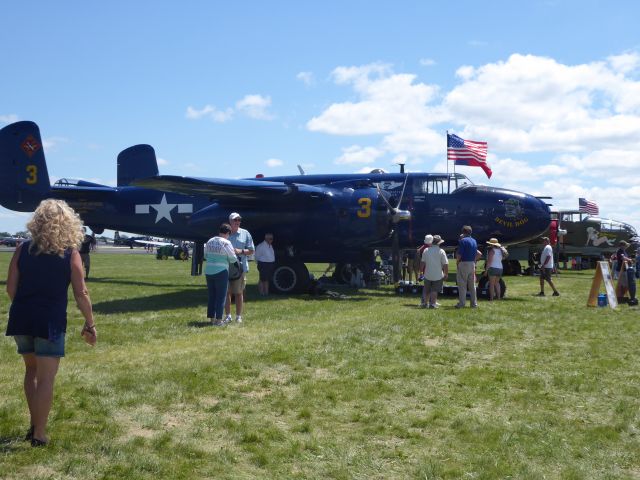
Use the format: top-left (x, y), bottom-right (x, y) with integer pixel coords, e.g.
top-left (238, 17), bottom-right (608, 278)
top-left (26, 165), bottom-right (38, 185)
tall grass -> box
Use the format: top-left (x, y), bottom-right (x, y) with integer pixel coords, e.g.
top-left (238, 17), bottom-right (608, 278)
top-left (0, 252), bottom-right (639, 479)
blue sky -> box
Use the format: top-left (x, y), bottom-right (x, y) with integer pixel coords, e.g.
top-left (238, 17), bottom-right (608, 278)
top-left (1, 0), bottom-right (640, 235)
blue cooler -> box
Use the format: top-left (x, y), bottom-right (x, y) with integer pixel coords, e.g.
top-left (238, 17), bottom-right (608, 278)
top-left (597, 293), bottom-right (607, 307)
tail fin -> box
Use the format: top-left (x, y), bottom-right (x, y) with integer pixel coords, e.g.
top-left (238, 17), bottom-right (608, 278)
top-left (117, 144), bottom-right (159, 186)
top-left (0, 121), bottom-right (51, 211)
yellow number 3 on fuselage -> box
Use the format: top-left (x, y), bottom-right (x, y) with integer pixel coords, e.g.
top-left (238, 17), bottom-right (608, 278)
top-left (357, 197), bottom-right (372, 218)
top-left (26, 165), bottom-right (38, 185)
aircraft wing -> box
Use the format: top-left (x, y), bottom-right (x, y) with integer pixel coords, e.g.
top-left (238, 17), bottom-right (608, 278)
top-left (132, 176), bottom-right (329, 201)
top-left (133, 239), bottom-right (174, 247)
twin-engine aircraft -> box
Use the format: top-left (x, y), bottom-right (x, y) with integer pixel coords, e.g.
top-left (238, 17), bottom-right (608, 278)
top-left (0, 121), bottom-right (551, 293)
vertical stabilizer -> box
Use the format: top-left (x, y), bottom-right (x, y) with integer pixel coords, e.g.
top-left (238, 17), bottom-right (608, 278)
top-left (0, 121), bottom-right (51, 211)
top-left (117, 144), bottom-right (159, 186)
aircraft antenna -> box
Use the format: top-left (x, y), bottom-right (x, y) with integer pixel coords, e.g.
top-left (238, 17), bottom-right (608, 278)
top-left (297, 164), bottom-right (306, 175)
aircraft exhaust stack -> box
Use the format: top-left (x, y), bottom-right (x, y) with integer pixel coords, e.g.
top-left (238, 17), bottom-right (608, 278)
top-left (0, 121), bottom-right (51, 211)
top-left (391, 208), bottom-right (411, 223)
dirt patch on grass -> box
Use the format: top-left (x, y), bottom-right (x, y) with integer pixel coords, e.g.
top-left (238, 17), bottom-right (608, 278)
top-left (423, 337), bottom-right (441, 347)
top-left (15, 466), bottom-right (59, 480)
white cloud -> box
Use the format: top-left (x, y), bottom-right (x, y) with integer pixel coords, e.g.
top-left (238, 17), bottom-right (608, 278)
top-left (266, 158), bottom-right (283, 167)
top-left (236, 94), bottom-right (273, 120)
top-left (445, 54), bottom-right (640, 152)
top-left (0, 114), bottom-right (18, 125)
top-left (607, 52), bottom-right (640, 74)
top-left (186, 94), bottom-right (273, 123)
top-left (419, 58), bottom-right (436, 67)
top-left (296, 71), bottom-right (315, 86)
top-left (307, 63), bottom-right (440, 136)
top-left (334, 145), bottom-right (384, 165)
top-left (307, 53), bottom-right (640, 229)
top-left (42, 136), bottom-right (69, 151)
top-left (468, 40), bottom-right (488, 47)
top-left (157, 157), bottom-right (169, 166)
top-left (185, 105), bottom-right (233, 122)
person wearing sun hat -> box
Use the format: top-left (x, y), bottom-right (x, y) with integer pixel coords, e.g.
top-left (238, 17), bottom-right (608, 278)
top-left (486, 237), bottom-right (506, 301)
top-left (420, 234), bottom-right (448, 308)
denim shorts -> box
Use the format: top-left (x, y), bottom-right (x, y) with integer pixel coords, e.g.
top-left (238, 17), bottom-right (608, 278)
top-left (14, 335), bottom-right (65, 357)
top-left (488, 267), bottom-right (503, 277)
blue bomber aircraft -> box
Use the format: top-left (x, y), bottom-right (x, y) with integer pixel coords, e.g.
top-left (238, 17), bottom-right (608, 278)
top-left (0, 121), bottom-right (551, 293)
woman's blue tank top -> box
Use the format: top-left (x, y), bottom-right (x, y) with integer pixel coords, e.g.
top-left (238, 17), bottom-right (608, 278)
top-left (6, 240), bottom-right (72, 341)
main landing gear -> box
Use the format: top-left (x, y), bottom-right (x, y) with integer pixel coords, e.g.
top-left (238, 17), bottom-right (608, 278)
top-left (270, 261), bottom-right (310, 294)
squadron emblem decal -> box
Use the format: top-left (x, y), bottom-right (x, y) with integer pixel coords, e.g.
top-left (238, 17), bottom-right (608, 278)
top-left (21, 135), bottom-right (41, 158)
top-left (495, 199), bottom-right (529, 228)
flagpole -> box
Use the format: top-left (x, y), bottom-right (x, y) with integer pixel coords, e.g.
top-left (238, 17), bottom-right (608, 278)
top-left (446, 130), bottom-right (449, 177)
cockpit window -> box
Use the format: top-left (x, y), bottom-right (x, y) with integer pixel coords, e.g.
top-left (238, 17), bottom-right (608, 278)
top-left (412, 173), bottom-right (474, 195)
top-left (413, 179), bottom-right (445, 195)
top-left (561, 212), bottom-right (587, 223)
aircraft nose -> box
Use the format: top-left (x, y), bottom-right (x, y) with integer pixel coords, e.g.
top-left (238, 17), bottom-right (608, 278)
top-left (525, 195), bottom-right (551, 237)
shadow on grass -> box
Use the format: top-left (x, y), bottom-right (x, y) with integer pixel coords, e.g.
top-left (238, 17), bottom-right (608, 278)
top-left (87, 277), bottom-right (200, 288)
top-left (93, 288), bottom-right (208, 314)
top-left (0, 436), bottom-right (22, 453)
top-left (188, 320), bottom-right (215, 328)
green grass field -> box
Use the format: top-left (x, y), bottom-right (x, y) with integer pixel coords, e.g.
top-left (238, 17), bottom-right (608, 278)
top-left (0, 251), bottom-right (639, 479)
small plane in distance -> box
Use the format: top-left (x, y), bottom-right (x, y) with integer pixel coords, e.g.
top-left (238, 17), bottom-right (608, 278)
top-left (0, 236), bottom-right (26, 247)
top-left (0, 121), bottom-right (551, 293)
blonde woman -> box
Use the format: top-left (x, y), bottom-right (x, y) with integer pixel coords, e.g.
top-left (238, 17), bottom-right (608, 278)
top-left (5, 199), bottom-right (96, 447)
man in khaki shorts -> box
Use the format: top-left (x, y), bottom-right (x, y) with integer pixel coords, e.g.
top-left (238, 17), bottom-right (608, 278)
top-left (225, 212), bottom-right (254, 323)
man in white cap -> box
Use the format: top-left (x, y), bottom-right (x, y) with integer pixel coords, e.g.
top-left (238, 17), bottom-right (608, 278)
top-left (225, 212), bottom-right (254, 323)
top-left (421, 234), bottom-right (449, 308)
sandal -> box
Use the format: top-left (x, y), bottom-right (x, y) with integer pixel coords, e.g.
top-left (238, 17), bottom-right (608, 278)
top-left (31, 437), bottom-right (48, 447)
top-left (24, 425), bottom-right (34, 441)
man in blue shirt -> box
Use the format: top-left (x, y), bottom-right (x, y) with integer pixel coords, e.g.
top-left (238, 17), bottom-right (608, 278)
top-left (455, 225), bottom-right (480, 308)
top-left (225, 212), bottom-right (254, 323)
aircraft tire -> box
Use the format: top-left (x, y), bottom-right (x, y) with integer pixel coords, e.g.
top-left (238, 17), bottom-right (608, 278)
top-left (477, 275), bottom-right (507, 299)
top-left (332, 263), bottom-right (352, 284)
top-left (271, 262), bottom-right (310, 294)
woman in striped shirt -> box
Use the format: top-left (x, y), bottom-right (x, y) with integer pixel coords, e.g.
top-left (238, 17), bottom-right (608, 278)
top-left (204, 223), bottom-right (238, 325)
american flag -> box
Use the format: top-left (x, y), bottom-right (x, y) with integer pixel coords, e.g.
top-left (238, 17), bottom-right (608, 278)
top-left (447, 133), bottom-right (491, 178)
top-left (579, 198), bottom-right (599, 216)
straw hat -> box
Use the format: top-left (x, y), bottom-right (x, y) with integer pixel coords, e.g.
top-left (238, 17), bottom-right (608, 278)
top-left (486, 238), bottom-right (501, 247)
top-left (432, 234), bottom-right (445, 245)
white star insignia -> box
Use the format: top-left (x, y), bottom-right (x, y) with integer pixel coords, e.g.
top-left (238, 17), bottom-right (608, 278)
top-left (150, 194), bottom-right (177, 223)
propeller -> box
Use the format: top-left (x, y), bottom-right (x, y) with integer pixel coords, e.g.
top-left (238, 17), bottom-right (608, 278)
top-left (377, 174), bottom-right (411, 282)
